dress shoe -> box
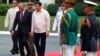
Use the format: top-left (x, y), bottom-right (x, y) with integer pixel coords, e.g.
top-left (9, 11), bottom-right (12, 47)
top-left (10, 50), bottom-right (19, 55)
top-left (26, 54), bottom-right (31, 56)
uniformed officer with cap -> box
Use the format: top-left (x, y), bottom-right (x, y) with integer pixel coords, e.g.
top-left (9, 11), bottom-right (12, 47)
top-left (82, 0), bottom-right (98, 56)
top-left (27, 1), bottom-right (34, 12)
top-left (60, 0), bottom-right (78, 56)
top-left (27, 1), bottom-right (35, 56)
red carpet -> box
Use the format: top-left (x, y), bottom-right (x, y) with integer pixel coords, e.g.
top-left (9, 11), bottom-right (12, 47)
top-left (45, 46), bottom-right (100, 56)
top-left (45, 52), bottom-right (60, 56)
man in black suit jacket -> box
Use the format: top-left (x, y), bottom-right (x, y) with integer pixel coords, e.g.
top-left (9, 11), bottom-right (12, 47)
top-left (12, 3), bottom-right (31, 56)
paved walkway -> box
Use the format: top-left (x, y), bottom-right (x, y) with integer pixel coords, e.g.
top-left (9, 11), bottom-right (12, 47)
top-left (0, 33), bottom-right (100, 56)
top-left (0, 34), bottom-right (60, 56)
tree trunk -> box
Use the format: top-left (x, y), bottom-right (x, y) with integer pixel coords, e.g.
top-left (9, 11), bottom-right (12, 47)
top-left (2, 0), bottom-right (12, 3)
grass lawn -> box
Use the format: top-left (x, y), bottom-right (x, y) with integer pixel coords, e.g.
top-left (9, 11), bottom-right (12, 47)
top-left (0, 16), bottom-right (5, 31)
top-left (0, 16), bottom-right (100, 33)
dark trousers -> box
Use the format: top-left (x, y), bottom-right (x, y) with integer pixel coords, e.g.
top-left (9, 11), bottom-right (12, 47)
top-left (10, 31), bottom-right (18, 52)
top-left (34, 32), bottom-right (46, 56)
top-left (17, 31), bottom-right (30, 56)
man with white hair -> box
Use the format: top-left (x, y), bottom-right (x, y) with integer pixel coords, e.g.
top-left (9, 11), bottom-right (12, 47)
top-left (12, 2), bottom-right (31, 56)
top-left (4, 0), bottom-right (19, 55)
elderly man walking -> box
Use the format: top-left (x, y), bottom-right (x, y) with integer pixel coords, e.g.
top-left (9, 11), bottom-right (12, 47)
top-left (12, 2), bottom-right (31, 56)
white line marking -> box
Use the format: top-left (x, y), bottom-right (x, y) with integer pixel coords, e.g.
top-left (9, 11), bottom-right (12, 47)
top-left (0, 31), bottom-right (80, 37)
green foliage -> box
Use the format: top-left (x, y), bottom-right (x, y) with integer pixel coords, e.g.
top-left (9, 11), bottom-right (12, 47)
top-left (74, 2), bottom-right (100, 16)
top-left (75, 0), bottom-right (83, 3)
top-left (47, 4), bottom-right (59, 16)
top-left (0, 16), bottom-right (5, 31)
top-left (55, 0), bottom-right (62, 6)
top-left (94, 3), bottom-right (100, 16)
top-left (0, 0), bottom-right (2, 3)
top-left (0, 4), bottom-right (10, 16)
top-left (74, 2), bottom-right (85, 16)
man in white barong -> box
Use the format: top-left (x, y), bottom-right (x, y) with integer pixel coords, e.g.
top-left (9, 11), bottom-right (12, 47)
top-left (4, 0), bottom-right (19, 55)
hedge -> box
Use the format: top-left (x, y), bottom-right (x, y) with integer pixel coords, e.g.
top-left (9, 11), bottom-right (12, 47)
top-left (46, 2), bottom-right (100, 16)
top-left (47, 4), bottom-right (59, 16)
top-left (0, 3), bottom-right (100, 16)
top-left (94, 3), bottom-right (100, 16)
top-left (46, 3), bottom-right (86, 16)
top-left (74, 2), bottom-right (85, 16)
top-left (71, 2), bottom-right (100, 16)
top-left (0, 3), bottom-right (10, 16)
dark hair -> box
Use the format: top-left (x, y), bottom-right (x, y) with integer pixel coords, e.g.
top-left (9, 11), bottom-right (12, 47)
top-left (84, 4), bottom-right (95, 8)
top-left (35, 2), bottom-right (42, 6)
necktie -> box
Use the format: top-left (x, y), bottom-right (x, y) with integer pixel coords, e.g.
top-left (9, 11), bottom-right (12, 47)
top-left (20, 12), bottom-right (24, 23)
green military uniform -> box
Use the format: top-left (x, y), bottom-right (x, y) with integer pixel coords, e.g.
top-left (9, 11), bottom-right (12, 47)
top-left (27, 9), bottom-right (35, 56)
top-left (60, 0), bottom-right (78, 56)
top-left (27, 10), bottom-right (35, 56)
top-left (60, 8), bottom-right (78, 45)
top-left (27, 1), bottom-right (35, 56)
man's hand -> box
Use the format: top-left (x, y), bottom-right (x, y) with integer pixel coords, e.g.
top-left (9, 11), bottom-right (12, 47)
top-left (11, 31), bottom-right (14, 36)
top-left (29, 32), bottom-right (33, 38)
top-left (46, 31), bottom-right (49, 37)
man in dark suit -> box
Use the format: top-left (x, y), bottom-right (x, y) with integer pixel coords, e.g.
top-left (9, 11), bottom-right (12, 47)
top-left (12, 2), bottom-right (31, 56)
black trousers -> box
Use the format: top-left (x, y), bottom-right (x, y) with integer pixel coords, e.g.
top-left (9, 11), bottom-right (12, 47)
top-left (34, 32), bottom-right (46, 56)
top-left (10, 31), bottom-right (18, 52)
top-left (17, 31), bottom-right (30, 56)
